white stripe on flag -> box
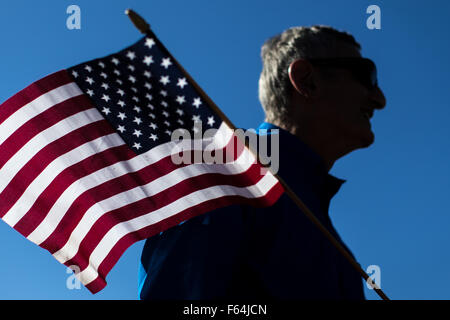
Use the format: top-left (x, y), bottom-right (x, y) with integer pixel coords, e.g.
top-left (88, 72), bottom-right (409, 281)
top-left (2, 133), bottom-right (125, 227)
top-left (52, 143), bottom-right (256, 264)
top-left (0, 109), bottom-right (104, 194)
top-left (27, 122), bottom-right (233, 245)
top-left (0, 83), bottom-right (83, 144)
top-left (78, 172), bottom-right (279, 286)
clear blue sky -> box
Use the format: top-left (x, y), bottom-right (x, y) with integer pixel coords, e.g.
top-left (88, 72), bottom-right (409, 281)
top-left (0, 0), bottom-right (449, 300)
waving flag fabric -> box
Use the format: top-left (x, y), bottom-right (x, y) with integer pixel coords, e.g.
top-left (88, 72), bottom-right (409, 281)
top-left (0, 34), bottom-right (284, 293)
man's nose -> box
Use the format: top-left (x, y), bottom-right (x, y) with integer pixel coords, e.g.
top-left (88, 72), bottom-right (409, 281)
top-left (369, 85), bottom-right (386, 110)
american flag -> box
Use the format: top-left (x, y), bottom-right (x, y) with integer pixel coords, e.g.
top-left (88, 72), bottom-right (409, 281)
top-left (0, 34), bottom-right (284, 293)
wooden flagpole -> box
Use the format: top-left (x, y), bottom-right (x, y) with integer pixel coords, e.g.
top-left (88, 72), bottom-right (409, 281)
top-left (125, 9), bottom-right (389, 301)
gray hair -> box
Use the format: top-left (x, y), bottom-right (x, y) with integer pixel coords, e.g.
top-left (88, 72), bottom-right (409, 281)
top-left (258, 25), bottom-right (361, 123)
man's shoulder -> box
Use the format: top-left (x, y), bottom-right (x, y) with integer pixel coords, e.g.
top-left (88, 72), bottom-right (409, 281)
top-left (150, 198), bottom-right (287, 243)
top-left (176, 203), bottom-right (253, 233)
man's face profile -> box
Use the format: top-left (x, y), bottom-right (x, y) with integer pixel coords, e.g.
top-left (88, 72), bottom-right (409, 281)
top-left (310, 44), bottom-right (387, 150)
top-left (262, 26), bottom-right (387, 166)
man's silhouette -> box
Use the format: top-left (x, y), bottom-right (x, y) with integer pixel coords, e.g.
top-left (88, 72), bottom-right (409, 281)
top-left (138, 25), bottom-right (386, 300)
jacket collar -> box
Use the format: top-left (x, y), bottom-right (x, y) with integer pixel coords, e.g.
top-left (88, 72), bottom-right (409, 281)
top-left (256, 122), bottom-right (345, 211)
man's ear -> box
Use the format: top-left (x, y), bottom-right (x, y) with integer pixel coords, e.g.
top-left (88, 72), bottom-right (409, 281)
top-left (288, 59), bottom-right (316, 98)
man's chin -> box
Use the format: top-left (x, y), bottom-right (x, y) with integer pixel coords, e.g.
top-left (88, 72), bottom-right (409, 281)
top-left (359, 130), bottom-right (375, 148)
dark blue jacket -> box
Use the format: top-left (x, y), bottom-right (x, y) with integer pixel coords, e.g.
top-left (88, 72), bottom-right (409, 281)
top-left (138, 122), bottom-right (365, 300)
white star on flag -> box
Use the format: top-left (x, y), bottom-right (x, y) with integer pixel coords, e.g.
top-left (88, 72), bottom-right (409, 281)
top-left (126, 51), bottom-right (136, 60)
top-left (117, 112), bottom-right (127, 120)
top-left (145, 37), bottom-right (155, 48)
top-left (143, 56), bottom-right (154, 66)
top-left (161, 57), bottom-right (172, 69)
top-left (177, 77), bottom-right (188, 89)
top-left (192, 97), bottom-right (202, 108)
top-left (207, 116), bottom-right (215, 126)
top-left (101, 107), bottom-right (111, 115)
top-left (160, 75), bottom-right (170, 85)
top-left (132, 142), bottom-right (142, 150)
top-left (176, 95), bottom-right (186, 104)
top-left (133, 129), bottom-right (142, 138)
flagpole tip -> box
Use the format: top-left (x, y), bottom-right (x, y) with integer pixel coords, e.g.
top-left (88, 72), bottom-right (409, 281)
top-left (125, 9), bottom-right (150, 34)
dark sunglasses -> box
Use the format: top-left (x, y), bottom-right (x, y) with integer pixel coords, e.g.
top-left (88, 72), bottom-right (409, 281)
top-left (308, 57), bottom-right (378, 89)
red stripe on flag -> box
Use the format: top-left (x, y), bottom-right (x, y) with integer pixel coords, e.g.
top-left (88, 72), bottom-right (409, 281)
top-left (0, 120), bottom-right (115, 218)
top-left (84, 182), bottom-right (285, 294)
top-left (13, 145), bottom-right (136, 237)
top-left (62, 159), bottom-right (266, 270)
top-left (0, 71), bottom-right (73, 125)
top-left (0, 94), bottom-right (96, 170)
top-left (39, 132), bottom-right (243, 254)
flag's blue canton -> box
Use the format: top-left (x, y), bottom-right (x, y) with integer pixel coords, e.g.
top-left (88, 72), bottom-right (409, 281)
top-left (68, 37), bottom-right (221, 154)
